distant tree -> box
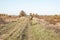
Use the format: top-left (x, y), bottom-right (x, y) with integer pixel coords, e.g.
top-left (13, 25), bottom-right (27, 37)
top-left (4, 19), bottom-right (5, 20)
top-left (19, 10), bottom-right (27, 17)
top-left (35, 13), bottom-right (39, 18)
top-left (30, 13), bottom-right (33, 16)
top-left (54, 15), bottom-right (58, 19)
top-left (29, 13), bottom-right (33, 20)
top-left (32, 13), bottom-right (39, 18)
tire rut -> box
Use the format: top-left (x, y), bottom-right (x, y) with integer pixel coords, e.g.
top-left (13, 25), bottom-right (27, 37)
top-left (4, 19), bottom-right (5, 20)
top-left (20, 17), bottom-right (32, 40)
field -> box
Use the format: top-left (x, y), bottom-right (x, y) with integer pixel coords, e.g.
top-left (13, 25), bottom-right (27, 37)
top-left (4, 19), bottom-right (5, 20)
top-left (0, 15), bottom-right (60, 40)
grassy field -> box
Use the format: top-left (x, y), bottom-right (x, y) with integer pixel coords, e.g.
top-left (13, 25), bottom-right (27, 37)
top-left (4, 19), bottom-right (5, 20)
top-left (27, 20), bottom-right (60, 40)
top-left (0, 17), bottom-right (60, 40)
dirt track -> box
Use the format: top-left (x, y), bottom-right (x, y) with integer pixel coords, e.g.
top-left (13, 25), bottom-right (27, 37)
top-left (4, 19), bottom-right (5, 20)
top-left (0, 17), bottom-right (31, 40)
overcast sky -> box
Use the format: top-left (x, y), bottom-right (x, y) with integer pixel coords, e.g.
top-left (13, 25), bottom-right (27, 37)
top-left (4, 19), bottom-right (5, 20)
top-left (0, 0), bottom-right (60, 15)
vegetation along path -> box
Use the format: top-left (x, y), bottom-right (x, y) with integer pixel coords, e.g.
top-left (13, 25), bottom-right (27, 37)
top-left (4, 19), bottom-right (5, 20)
top-left (0, 17), bottom-right (60, 40)
top-left (0, 17), bottom-right (31, 40)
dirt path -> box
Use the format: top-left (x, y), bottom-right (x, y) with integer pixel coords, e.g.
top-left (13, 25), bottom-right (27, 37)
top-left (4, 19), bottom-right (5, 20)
top-left (0, 17), bottom-right (32, 40)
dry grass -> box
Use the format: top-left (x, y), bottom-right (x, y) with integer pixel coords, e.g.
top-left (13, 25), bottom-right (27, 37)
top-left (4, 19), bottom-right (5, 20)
top-left (26, 18), bottom-right (60, 40)
top-left (0, 17), bottom-right (60, 40)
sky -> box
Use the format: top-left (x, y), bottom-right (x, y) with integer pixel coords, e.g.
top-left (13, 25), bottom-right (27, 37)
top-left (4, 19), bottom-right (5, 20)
top-left (0, 0), bottom-right (60, 15)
